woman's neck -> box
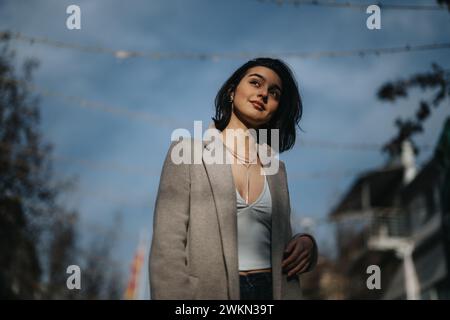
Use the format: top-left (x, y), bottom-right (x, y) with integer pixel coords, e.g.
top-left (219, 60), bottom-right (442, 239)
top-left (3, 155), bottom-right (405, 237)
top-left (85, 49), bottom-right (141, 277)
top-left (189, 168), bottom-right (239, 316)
top-left (226, 111), bottom-right (251, 131)
top-left (220, 113), bottom-right (258, 162)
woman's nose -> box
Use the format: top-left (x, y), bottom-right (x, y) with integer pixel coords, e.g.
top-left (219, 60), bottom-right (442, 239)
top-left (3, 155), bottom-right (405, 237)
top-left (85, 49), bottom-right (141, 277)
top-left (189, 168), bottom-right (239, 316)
top-left (258, 89), bottom-right (268, 103)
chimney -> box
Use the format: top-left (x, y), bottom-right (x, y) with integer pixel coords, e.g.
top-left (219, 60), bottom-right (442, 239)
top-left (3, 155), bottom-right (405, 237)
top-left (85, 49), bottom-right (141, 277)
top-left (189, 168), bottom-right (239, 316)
top-left (401, 140), bottom-right (417, 185)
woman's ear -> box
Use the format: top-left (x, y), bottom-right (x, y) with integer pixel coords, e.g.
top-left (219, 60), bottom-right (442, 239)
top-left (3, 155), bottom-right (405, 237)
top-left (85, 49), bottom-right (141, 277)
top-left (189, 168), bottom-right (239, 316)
top-left (227, 87), bottom-right (235, 102)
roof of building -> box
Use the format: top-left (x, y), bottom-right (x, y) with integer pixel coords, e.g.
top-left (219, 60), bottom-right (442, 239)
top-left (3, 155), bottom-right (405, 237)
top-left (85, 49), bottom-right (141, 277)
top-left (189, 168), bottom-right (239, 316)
top-left (330, 166), bottom-right (405, 219)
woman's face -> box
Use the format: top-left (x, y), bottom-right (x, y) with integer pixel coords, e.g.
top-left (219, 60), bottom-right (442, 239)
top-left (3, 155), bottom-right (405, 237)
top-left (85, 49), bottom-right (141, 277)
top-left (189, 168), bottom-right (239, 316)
top-left (231, 66), bottom-right (282, 128)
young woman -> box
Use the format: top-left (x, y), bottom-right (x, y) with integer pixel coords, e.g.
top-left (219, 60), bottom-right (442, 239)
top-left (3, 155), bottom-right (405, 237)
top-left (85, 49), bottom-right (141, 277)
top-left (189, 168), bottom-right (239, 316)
top-left (149, 58), bottom-right (318, 300)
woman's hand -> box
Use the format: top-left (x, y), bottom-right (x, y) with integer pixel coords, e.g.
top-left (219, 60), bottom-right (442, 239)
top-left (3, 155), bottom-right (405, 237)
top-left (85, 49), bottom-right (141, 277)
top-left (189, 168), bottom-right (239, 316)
top-left (282, 235), bottom-right (315, 277)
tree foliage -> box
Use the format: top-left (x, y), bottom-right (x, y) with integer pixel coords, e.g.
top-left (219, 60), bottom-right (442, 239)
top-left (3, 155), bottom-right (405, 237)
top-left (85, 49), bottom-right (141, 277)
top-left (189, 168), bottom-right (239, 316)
top-left (0, 37), bottom-right (124, 300)
top-left (377, 63), bottom-right (449, 157)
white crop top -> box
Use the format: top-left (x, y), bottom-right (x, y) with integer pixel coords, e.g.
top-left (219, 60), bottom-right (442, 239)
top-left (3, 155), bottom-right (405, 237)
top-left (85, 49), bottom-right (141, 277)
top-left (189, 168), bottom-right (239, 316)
top-left (236, 175), bottom-right (272, 271)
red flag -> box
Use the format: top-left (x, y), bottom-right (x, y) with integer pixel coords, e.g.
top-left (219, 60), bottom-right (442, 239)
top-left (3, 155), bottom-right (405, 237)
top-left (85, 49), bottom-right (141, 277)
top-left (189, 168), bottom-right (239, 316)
top-left (124, 237), bottom-right (145, 300)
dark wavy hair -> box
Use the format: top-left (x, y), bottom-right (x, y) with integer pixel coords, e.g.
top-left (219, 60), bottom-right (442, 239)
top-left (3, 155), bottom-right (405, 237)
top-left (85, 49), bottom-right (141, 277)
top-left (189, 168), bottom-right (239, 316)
top-left (212, 57), bottom-right (303, 153)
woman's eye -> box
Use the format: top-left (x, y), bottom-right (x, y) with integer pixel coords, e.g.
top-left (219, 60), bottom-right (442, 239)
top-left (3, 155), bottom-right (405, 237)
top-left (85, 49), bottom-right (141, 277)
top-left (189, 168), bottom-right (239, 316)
top-left (271, 91), bottom-right (280, 99)
top-left (250, 80), bottom-right (260, 87)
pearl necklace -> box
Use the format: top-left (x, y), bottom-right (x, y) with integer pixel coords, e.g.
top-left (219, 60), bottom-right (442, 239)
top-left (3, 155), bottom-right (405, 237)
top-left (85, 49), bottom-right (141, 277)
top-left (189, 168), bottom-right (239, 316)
top-left (223, 142), bottom-right (258, 205)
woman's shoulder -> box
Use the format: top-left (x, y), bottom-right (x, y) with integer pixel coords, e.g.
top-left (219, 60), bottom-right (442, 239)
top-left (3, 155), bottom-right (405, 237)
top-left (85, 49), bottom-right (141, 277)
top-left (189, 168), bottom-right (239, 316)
top-left (165, 137), bottom-right (205, 166)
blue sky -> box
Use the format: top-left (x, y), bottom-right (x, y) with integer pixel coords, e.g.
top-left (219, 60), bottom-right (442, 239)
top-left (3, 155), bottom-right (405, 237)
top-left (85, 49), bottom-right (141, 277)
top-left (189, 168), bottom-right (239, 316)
top-left (1, 0), bottom-right (449, 298)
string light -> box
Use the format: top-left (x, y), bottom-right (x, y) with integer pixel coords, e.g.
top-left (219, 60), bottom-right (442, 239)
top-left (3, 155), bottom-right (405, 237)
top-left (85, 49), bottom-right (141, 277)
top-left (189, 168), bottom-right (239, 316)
top-left (2, 31), bottom-right (450, 61)
top-left (256, 0), bottom-right (449, 11)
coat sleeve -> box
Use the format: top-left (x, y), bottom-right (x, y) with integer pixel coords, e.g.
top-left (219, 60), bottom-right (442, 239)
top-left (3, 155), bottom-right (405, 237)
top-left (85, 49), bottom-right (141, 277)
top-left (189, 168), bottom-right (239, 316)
top-left (149, 140), bottom-right (194, 299)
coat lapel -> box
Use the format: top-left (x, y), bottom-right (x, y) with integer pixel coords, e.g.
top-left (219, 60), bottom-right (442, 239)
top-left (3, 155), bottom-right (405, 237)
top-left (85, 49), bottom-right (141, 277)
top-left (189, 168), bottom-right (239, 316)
top-left (267, 172), bottom-right (287, 300)
top-left (202, 139), bottom-right (240, 299)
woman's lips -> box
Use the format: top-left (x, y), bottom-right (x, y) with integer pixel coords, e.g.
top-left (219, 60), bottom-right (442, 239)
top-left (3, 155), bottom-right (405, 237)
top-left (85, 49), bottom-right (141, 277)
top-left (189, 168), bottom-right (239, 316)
top-left (250, 101), bottom-right (264, 111)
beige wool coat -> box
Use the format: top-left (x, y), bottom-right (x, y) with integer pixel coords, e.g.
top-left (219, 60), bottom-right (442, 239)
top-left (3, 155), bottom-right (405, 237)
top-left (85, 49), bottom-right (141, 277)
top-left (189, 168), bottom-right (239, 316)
top-left (149, 137), bottom-right (317, 300)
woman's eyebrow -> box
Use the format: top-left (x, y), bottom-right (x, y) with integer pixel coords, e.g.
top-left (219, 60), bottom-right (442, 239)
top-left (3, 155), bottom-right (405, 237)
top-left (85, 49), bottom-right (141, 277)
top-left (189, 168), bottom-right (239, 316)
top-left (247, 73), bottom-right (282, 92)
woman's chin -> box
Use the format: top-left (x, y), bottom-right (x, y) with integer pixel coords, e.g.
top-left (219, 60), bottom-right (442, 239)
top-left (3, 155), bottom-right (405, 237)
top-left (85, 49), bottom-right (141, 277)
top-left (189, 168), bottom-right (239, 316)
top-left (234, 109), bottom-right (267, 128)
top-left (248, 113), bottom-right (269, 125)
top-left (246, 118), bottom-right (268, 129)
